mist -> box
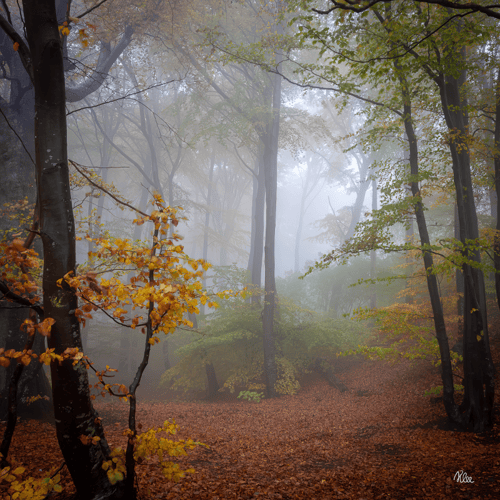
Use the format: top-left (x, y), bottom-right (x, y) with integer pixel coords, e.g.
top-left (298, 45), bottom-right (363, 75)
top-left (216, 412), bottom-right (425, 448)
top-left (0, 1), bottom-right (498, 497)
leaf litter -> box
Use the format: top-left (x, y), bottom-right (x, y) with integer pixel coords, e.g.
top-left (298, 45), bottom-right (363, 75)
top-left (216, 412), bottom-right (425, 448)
top-left (2, 343), bottom-right (499, 500)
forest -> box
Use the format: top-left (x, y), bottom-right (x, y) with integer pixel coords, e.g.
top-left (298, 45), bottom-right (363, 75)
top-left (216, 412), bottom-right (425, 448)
top-left (0, 0), bottom-right (499, 498)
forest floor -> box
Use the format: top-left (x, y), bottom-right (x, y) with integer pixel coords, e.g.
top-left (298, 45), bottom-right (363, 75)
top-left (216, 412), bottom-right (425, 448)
top-left (2, 340), bottom-right (500, 500)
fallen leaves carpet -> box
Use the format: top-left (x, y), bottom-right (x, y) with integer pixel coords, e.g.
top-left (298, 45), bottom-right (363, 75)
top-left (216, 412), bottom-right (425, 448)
top-left (2, 353), bottom-right (499, 499)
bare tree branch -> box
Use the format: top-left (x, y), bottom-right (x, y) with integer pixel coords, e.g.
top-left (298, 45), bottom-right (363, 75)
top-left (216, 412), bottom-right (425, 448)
top-left (0, 13), bottom-right (33, 82)
top-left (69, 160), bottom-right (148, 216)
top-left (0, 280), bottom-right (44, 317)
top-left (66, 81), bottom-right (176, 115)
top-left (75, 0), bottom-right (111, 19)
top-left (313, 0), bottom-right (500, 20)
top-left (66, 25), bottom-right (134, 102)
top-left (0, 107), bottom-right (35, 165)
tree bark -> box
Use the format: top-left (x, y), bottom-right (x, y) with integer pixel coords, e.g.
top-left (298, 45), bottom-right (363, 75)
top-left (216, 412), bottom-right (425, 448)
top-left (205, 362), bottom-right (219, 400)
top-left (294, 155), bottom-right (313, 274)
top-left (370, 178), bottom-right (377, 309)
top-left (261, 65), bottom-right (282, 399)
top-left (454, 202), bottom-right (464, 343)
top-left (345, 154), bottom-right (371, 241)
top-left (24, 1), bottom-right (122, 497)
top-left (436, 45), bottom-right (495, 432)
top-left (397, 69), bottom-right (461, 427)
top-left (494, 65), bottom-right (500, 312)
top-left (250, 153), bottom-right (265, 303)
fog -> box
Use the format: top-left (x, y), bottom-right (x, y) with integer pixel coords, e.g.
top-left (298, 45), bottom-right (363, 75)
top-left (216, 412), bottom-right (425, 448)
top-left (68, 91), bottom-right (371, 278)
top-left (4, 0), bottom-right (493, 428)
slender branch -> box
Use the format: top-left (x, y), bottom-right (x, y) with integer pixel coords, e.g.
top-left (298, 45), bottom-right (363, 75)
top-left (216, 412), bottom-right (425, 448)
top-left (79, 293), bottom-right (137, 328)
top-left (69, 160), bottom-right (148, 216)
top-left (229, 140), bottom-right (257, 178)
top-left (279, 68), bottom-right (404, 117)
top-left (307, 12), bottom-right (471, 64)
top-left (1, 0), bottom-right (12, 25)
top-left (313, 0), bottom-right (500, 20)
top-left (0, 107), bottom-right (35, 165)
top-left (0, 280), bottom-right (44, 317)
top-left (66, 81), bottom-right (177, 116)
top-left (75, 0), bottom-right (110, 19)
top-left (207, 41), bottom-right (404, 117)
top-left (0, 13), bottom-right (33, 82)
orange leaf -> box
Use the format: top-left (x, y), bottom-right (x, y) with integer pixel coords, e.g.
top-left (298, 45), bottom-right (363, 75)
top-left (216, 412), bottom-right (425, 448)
top-left (21, 319), bottom-right (36, 336)
top-left (13, 42), bottom-right (19, 52)
top-left (20, 354), bottom-right (31, 366)
top-left (37, 317), bottom-right (56, 337)
top-left (79, 435), bottom-right (90, 445)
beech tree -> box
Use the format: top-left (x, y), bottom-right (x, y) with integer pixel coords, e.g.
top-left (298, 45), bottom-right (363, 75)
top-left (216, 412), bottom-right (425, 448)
top-left (170, 0), bottom-right (288, 397)
top-left (0, 0), bottom-right (133, 421)
top-left (292, 0), bottom-right (496, 431)
top-left (0, 0), bottom-right (123, 496)
top-left (0, 1), bottom-right (222, 498)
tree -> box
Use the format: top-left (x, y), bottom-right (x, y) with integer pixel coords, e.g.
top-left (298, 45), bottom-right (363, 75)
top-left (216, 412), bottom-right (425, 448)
top-left (0, 1), bottom-right (220, 498)
top-left (1, 189), bottom-right (215, 498)
top-left (291, 0), bottom-right (496, 430)
top-left (311, 0), bottom-right (500, 20)
top-left (0, 0), bottom-right (123, 496)
top-left (0, 0), bottom-right (134, 422)
top-left (173, 0), bottom-right (290, 397)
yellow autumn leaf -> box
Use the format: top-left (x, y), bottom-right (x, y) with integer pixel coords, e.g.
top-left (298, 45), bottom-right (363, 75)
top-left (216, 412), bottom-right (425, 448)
top-left (39, 353), bottom-right (51, 366)
top-left (113, 308), bottom-right (127, 317)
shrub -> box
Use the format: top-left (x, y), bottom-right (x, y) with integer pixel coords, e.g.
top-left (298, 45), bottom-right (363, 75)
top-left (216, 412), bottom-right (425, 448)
top-left (237, 391), bottom-right (264, 403)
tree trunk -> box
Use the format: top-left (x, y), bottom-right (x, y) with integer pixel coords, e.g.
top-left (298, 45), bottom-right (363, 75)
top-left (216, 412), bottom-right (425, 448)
top-left (205, 362), bottom-right (219, 400)
top-left (404, 132), bottom-right (415, 304)
top-left (345, 155), bottom-right (371, 241)
top-left (261, 64), bottom-right (282, 399)
top-left (294, 161), bottom-right (309, 274)
top-left (454, 202), bottom-right (464, 344)
top-left (398, 70), bottom-right (461, 428)
top-left (24, 1), bottom-right (123, 497)
top-left (437, 45), bottom-right (495, 432)
top-left (370, 178), bottom-right (377, 309)
top-left (249, 150), bottom-right (265, 304)
top-left (494, 65), bottom-right (500, 313)
top-left (0, 314), bottom-right (54, 422)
